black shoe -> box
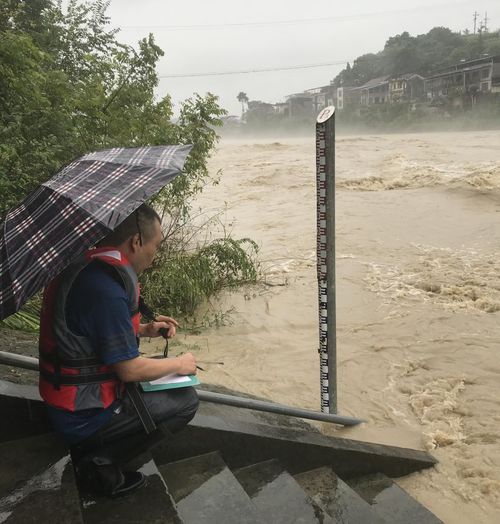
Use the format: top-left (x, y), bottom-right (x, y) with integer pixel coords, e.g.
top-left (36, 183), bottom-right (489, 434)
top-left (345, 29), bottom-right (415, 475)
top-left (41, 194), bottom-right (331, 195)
top-left (76, 455), bottom-right (146, 498)
top-left (109, 470), bottom-right (146, 498)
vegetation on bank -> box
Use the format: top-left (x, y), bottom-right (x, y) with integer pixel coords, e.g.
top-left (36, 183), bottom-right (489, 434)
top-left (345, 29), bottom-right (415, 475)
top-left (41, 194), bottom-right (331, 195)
top-left (335, 95), bottom-right (500, 133)
top-left (0, 0), bottom-right (259, 332)
top-left (223, 96), bottom-right (500, 135)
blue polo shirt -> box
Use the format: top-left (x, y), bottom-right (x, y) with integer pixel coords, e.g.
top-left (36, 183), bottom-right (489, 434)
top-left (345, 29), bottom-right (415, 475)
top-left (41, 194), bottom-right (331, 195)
top-left (46, 261), bottom-right (140, 444)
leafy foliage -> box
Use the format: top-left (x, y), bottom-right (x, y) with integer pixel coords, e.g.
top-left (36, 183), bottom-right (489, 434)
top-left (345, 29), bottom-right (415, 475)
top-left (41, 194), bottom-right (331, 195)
top-left (336, 95), bottom-right (500, 132)
top-left (0, 303), bottom-right (40, 333)
top-left (0, 0), bottom-right (227, 218)
top-left (142, 238), bottom-right (259, 317)
top-left (237, 91), bottom-right (249, 115)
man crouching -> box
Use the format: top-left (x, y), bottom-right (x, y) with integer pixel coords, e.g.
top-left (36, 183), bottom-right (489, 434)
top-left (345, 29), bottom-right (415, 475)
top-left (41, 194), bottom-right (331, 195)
top-left (38, 203), bottom-right (199, 497)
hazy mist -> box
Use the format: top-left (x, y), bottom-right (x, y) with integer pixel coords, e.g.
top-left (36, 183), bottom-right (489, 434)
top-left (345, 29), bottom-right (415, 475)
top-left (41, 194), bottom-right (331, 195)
top-left (103, 0), bottom-right (499, 115)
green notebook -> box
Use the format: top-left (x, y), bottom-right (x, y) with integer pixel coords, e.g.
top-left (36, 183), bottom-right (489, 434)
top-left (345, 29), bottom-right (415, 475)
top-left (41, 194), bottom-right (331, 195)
top-left (140, 373), bottom-right (200, 392)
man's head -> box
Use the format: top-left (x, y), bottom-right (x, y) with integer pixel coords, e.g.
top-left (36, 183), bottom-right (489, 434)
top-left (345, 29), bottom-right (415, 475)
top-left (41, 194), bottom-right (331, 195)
top-left (98, 203), bottom-right (163, 274)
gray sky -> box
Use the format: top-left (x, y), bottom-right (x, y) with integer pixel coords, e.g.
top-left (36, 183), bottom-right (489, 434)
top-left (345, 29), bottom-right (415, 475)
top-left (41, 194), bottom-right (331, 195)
top-left (105, 0), bottom-right (500, 115)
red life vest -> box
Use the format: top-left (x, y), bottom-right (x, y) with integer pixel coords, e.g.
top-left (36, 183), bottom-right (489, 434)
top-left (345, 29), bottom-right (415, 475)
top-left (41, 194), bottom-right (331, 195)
top-left (38, 248), bottom-right (141, 411)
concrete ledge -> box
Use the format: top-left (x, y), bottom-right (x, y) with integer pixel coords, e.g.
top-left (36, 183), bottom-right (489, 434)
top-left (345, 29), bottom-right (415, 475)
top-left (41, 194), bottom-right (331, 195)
top-left (0, 378), bottom-right (437, 480)
top-left (154, 411), bottom-right (437, 479)
top-left (0, 380), bottom-right (50, 442)
top-left (0, 379), bottom-right (41, 401)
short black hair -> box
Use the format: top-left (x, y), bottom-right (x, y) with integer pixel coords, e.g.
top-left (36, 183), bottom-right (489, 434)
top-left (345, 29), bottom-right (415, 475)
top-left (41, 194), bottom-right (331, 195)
top-left (98, 203), bottom-right (161, 247)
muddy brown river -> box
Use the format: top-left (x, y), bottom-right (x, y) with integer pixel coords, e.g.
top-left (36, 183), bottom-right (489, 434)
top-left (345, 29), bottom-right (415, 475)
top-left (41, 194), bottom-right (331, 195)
top-left (144, 130), bottom-right (500, 523)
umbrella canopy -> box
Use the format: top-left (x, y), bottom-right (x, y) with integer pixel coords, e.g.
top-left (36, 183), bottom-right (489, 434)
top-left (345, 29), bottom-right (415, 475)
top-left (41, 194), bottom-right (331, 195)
top-left (0, 145), bottom-right (192, 320)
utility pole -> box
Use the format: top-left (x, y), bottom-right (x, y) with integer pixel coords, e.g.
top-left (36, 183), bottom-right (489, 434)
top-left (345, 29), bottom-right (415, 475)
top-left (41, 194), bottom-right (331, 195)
top-left (483, 11), bottom-right (488, 32)
top-left (473, 11), bottom-right (479, 34)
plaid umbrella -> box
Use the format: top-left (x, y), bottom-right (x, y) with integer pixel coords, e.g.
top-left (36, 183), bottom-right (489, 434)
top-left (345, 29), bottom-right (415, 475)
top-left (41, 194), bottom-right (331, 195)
top-left (0, 145), bottom-right (192, 320)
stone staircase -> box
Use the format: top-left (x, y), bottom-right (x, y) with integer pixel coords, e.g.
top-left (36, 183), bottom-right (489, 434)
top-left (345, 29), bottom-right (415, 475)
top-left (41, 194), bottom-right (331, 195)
top-left (0, 380), bottom-right (444, 523)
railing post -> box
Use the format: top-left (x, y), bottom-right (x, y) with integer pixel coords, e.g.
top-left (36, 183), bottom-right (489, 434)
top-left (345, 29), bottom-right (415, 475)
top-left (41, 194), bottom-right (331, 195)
top-left (316, 106), bottom-right (337, 414)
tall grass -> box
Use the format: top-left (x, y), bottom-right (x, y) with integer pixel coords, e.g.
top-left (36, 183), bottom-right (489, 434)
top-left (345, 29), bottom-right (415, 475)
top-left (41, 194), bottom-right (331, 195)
top-left (141, 237), bottom-right (259, 318)
top-left (0, 299), bottom-right (41, 333)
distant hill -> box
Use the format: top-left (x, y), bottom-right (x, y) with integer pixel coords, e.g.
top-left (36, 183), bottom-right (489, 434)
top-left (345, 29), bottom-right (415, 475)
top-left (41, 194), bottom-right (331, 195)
top-left (332, 27), bottom-right (500, 88)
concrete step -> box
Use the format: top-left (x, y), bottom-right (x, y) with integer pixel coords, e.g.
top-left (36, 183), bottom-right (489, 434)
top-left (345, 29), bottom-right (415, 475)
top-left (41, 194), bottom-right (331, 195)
top-left (0, 379), bottom-right (443, 523)
top-left (346, 473), bottom-right (443, 524)
top-left (294, 466), bottom-right (386, 524)
top-left (158, 451), bottom-right (260, 524)
top-left (234, 459), bottom-right (334, 524)
top-left (152, 407), bottom-right (437, 479)
top-left (0, 433), bottom-right (82, 523)
top-left (79, 452), bottom-right (181, 524)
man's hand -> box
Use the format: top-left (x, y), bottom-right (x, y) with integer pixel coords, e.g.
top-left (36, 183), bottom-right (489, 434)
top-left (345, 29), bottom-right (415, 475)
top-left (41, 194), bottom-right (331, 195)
top-left (176, 352), bottom-right (197, 375)
top-left (112, 352), bottom-right (197, 382)
top-left (139, 315), bottom-right (179, 339)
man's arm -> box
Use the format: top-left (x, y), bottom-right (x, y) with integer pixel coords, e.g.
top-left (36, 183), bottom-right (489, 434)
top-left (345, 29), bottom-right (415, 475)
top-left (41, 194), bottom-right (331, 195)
top-left (138, 314), bottom-right (179, 339)
top-left (112, 352), bottom-right (197, 383)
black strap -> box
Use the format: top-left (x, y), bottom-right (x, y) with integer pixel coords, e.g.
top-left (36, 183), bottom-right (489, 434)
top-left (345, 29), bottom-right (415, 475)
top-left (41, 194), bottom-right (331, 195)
top-left (40, 350), bottom-right (102, 369)
top-left (53, 351), bottom-right (61, 391)
top-left (126, 382), bottom-right (157, 434)
top-left (138, 297), bottom-right (169, 357)
top-left (40, 368), bottom-right (117, 386)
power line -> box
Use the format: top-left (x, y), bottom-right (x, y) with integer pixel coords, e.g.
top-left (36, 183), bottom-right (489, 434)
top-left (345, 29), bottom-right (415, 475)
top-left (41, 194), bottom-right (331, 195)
top-left (121, 1), bottom-right (479, 31)
top-left (158, 60), bottom-right (349, 79)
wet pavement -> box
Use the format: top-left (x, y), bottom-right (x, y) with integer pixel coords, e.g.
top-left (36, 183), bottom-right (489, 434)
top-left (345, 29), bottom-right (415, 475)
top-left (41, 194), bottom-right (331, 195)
top-left (346, 473), bottom-right (444, 524)
top-left (160, 452), bottom-right (260, 524)
top-left (295, 466), bottom-right (384, 524)
top-left (235, 459), bottom-right (334, 523)
top-left (0, 434), bottom-right (81, 523)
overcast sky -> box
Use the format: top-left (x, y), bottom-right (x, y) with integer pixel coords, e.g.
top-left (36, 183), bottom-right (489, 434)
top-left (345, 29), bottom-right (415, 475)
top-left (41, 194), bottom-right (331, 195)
top-left (103, 0), bottom-right (500, 115)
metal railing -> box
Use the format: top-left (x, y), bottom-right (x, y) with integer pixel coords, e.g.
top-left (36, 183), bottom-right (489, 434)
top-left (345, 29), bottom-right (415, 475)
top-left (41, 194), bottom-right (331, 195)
top-left (0, 350), bottom-right (365, 426)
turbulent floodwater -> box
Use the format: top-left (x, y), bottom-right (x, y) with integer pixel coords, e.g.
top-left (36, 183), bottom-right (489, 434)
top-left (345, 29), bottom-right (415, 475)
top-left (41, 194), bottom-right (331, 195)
top-left (146, 130), bottom-right (500, 523)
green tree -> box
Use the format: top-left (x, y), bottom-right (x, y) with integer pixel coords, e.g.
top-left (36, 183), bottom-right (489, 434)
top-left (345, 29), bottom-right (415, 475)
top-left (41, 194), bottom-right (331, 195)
top-left (382, 31), bottom-right (420, 74)
top-left (0, 0), bottom-right (227, 219)
top-left (331, 53), bottom-right (383, 87)
top-left (0, 28), bottom-right (75, 215)
top-left (237, 91), bottom-right (249, 116)
top-left (0, 0), bottom-right (258, 325)
top-left (331, 26), bottom-right (500, 87)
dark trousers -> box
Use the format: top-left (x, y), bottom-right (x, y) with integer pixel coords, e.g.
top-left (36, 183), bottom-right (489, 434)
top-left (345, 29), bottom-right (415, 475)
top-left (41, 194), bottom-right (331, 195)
top-left (71, 386), bottom-right (199, 467)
